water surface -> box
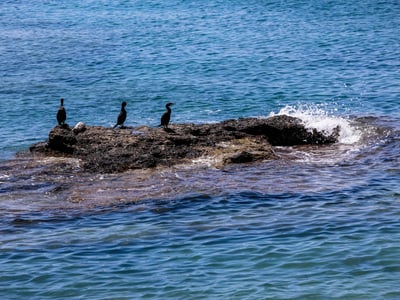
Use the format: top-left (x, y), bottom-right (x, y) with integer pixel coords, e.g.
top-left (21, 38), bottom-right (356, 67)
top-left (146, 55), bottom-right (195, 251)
top-left (1, 0), bottom-right (399, 298)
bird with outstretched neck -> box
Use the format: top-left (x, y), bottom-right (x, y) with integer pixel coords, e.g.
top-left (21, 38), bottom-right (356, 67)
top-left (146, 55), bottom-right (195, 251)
top-left (160, 102), bottom-right (174, 129)
top-left (56, 98), bottom-right (66, 126)
top-left (113, 101), bottom-right (127, 129)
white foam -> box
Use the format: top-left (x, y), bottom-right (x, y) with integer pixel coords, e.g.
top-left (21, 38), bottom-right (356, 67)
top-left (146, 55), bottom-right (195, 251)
top-left (269, 105), bottom-right (362, 144)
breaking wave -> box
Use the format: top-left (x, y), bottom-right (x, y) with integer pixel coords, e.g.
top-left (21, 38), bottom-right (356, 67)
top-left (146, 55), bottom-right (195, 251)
top-left (269, 104), bottom-right (362, 144)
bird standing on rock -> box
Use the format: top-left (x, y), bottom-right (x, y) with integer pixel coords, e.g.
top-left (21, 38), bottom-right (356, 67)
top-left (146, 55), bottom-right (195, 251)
top-left (113, 101), bottom-right (127, 129)
top-left (56, 98), bottom-right (66, 126)
top-left (160, 102), bottom-right (174, 129)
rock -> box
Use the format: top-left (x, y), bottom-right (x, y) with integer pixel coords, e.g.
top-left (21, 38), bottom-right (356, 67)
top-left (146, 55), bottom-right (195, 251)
top-left (47, 126), bottom-right (77, 154)
top-left (72, 122), bottom-right (87, 134)
top-left (222, 115), bottom-right (339, 145)
top-left (29, 115), bottom-right (339, 173)
top-left (226, 151), bottom-right (254, 164)
top-left (214, 137), bottom-right (277, 167)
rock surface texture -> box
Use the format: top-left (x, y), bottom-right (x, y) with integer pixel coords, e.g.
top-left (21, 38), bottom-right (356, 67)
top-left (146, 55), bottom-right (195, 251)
top-left (30, 115), bottom-right (339, 173)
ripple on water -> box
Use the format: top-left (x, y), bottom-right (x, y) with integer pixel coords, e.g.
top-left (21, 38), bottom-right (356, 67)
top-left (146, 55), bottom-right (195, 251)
top-left (1, 187), bottom-right (400, 298)
top-left (1, 0), bottom-right (400, 297)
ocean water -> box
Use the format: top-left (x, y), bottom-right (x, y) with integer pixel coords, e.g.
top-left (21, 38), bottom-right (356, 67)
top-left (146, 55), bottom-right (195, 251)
top-left (1, 0), bottom-right (400, 299)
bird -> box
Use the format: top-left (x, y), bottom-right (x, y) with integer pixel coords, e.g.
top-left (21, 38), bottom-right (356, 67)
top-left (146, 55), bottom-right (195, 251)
top-left (160, 102), bottom-right (174, 128)
top-left (56, 98), bottom-right (67, 125)
top-left (113, 101), bottom-right (127, 128)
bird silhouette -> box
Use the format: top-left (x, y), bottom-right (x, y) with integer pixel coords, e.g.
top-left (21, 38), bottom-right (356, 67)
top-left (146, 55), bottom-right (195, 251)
top-left (113, 101), bottom-right (127, 129)
top-left (160, 102), bottom-right (174, 129)
top-left (56, 98), bottom-right (66, 125)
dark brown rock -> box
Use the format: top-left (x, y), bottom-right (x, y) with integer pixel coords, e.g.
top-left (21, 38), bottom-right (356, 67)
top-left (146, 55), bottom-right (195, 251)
top-left (29, 115), bottom-right (339, 173)
top-left (48, 126), bottom-right (77, 154)
top-left (222, 115), bottom-right (339, 145)
top-left (225, 151), bottom-right (254, 164)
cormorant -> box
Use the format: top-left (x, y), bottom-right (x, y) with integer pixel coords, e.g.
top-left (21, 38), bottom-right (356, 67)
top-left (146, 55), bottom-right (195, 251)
top-left (56, 98), bottom-right (66, 125)
top-left (113, 101), bottom-right (127, 128)
top-left (160, 102), bottom-right (174, 128)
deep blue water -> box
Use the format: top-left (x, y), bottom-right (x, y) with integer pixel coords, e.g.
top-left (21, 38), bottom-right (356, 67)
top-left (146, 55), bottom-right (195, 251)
top-left (1, 0), bottom-right (400, 299)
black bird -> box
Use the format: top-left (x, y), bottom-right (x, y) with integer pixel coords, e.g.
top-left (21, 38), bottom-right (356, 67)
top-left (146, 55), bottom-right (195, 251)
top-left (160, 102), bottom-right (174, 128)
top-left (113, 101), bottom-right (127, 128)
top-left (56, 98), bottom-right (66, 125)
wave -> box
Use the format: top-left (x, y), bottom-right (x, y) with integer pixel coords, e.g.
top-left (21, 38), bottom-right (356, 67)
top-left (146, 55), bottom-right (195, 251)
top-left (268, 104), bottom-right (363, 145)
top-left (264, 104), bottom-right (400, 166)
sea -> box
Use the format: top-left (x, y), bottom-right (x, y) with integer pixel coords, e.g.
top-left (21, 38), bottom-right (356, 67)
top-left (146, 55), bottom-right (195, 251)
top-left (1, 0), bottom-right (399, 299)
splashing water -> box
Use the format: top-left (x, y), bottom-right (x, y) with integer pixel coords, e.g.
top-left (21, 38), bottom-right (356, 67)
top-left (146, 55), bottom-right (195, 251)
top-left (269, 104), bottom-right (363, 145)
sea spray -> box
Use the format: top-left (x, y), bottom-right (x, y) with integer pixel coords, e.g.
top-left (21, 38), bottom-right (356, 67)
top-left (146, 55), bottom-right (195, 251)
top-left (269, 104), bottom-right (362, 145)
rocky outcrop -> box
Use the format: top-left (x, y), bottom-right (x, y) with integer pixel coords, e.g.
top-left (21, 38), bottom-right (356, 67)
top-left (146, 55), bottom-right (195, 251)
top-left (29, 115), bottom-right (339, 173)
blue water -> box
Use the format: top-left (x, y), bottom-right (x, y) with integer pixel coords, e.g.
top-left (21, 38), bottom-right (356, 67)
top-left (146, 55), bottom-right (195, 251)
top-left (1, 0), bottom-right (400, 299)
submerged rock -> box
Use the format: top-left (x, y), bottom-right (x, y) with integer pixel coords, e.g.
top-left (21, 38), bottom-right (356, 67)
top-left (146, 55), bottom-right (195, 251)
top-left (29, 115), bottom-right (339, 173)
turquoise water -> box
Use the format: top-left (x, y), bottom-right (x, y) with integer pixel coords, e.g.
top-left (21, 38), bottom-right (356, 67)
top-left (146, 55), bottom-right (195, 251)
top-left (1, 0), bottom-right (400, 299)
